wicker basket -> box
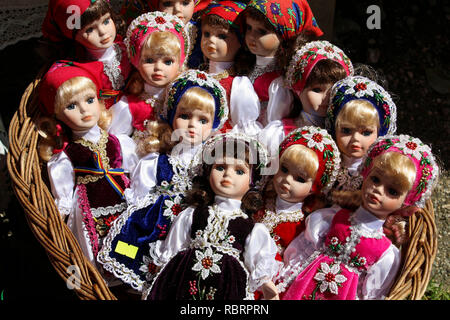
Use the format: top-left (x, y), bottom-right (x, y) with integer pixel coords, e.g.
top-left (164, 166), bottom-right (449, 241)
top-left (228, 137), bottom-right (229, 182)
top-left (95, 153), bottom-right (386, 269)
top-left (7, 70), bottom-right (438, 300)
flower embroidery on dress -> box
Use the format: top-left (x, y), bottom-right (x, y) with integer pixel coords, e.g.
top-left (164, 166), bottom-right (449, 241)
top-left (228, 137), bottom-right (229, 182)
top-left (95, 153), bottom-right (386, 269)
top-left (312, 262), bottom-right (347, 298)
top-left (192, 247), bottom-right (222, 280)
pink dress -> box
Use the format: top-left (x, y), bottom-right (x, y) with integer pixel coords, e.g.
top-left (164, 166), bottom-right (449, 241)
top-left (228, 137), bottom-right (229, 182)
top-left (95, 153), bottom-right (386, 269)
top-left (277, 208), bottom-right (399, 300)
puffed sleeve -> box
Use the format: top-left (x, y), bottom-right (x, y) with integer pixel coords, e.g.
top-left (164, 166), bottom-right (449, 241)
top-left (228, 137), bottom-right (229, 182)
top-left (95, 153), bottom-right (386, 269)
top-left (358, 245), bottom-right (401, 300)
top-left (243, 222), bottom-right (279, 292)
top-left (229, 76), bottom-right (263, 137)
top-left (257, 120), bottom-right (285, 158)
top-left (108, 95), bottom-right (134, 136)
top-left (47, 152), bottom-right (75, 217)
top-left (116, 133), bottom-right (138, 174)
top-left (125, 152), bottom-right (159, 205)
top-left (148, 206), bottom-right (194, 266)
top-left (266, 76), bottom-right (294, 123)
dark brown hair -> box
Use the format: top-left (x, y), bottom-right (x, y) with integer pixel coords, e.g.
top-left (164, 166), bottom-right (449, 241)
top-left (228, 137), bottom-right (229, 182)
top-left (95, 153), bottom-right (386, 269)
top-left (304, 59), bottom-right (349, 88)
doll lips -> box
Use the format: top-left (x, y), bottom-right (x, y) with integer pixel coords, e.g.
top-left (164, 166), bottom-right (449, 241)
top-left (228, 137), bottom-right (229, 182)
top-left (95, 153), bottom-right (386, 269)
top-left (207, 47), bottom-right (216, 53)
top-left (152, 74), bottom-right (164, 81)
top-left (351, 145), bottom-right (361, 150)
top-left (82, 115), bottom-right (93, 121)
top-left (221, 180), bottom-right (232, 187)
top-left (188, 130), bottom-right (196, 137)
top-left (101, 37), bottom-right (111, 44)
top-left (280, 185), bottom-right (289, 193)
top-left (368, 194), bottom-right (380, 204)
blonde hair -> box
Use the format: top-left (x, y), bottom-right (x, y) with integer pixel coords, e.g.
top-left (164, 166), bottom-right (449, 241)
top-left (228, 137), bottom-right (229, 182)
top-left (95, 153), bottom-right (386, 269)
top-left (371, 151), bottom-right (416, 194)
top-left (38, 76), bottom-right (111, 161)
top-left (280, 144), bottom-right (319, 180)
top-left (127, 31), bottom-right (184, 95)
top-left (335, 99), bottom-right (380, 131)
top-left (136, 87), bottom-right (216, 156)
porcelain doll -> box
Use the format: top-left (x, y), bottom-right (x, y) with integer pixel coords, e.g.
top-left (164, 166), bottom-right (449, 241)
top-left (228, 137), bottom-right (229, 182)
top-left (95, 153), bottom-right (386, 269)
top-left (258, 40), bottom-right (353, 158)
top-left (97, 70), bottom-right (229, 292)
top-left (275, 134), bottom-right (439, 300)
top-left (141, 132), bottom-right (280, 300)
top-left (42, 0), bottom-right (131, 108)
top-left (108, 11), bottom-right (189, 139)
top-left (37, 60), bottom-right (138, 284)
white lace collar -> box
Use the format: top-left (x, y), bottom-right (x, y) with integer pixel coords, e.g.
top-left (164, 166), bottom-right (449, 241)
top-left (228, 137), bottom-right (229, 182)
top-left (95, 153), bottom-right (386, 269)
top-left (72, 124), bottom-right (102, 143)
top-left (255, 55), bottom-right (274, 67)
top-left (342, 155), bottom-right (363, 174)
top-left (353, 206), bottom-right (385, 232)
top-left (85, 45), bottom-right (115, 62)
top-left (170, 142), bottom-right (202, 167)
top-left (209, 60), bottom-right (234, 75)
top-left (275, 196), bottom-right (303, 213)
top-left (214, 195), bottom-right (242, 212)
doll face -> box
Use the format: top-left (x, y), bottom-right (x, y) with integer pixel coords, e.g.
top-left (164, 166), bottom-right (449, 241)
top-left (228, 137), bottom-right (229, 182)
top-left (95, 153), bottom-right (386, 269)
top-left (201, 24), bottom-right (241, 62)
top-left (245, 16), bottom-right (280, 57)
top-left (159, 0), bottom-right (195, 25)
top-left (172, 106), bottom-right (213, 145)
top-left (273, 159), bottom-right (313, 203)
top-left (138, 52), bottom-right (181, 87)
top-left (298, 82), bottom-right (333, 117)
top-left (75, 13), bottom-right (116, 50)
top-left (336, 124), bottom-right (378, 158)
top-left (56, 88), bottom-right (101, 131)
top-left (361, 167), bottom-right (408, 220)
top-left (209, 157), bottom-right (251, 200)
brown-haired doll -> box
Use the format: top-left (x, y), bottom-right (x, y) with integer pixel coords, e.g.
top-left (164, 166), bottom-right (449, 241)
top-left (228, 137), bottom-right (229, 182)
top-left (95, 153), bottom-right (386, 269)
top-left (141, 132), bottom-right (280, 300)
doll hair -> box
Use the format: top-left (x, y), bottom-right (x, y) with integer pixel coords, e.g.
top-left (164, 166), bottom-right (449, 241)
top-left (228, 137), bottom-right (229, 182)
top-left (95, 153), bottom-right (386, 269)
top-left (136, 86), bottom-right (216, 156)
top-left (303, 59), bottom-right (350, 90)
top-left (126, 31), bottom-right (183, 95)
top-left (78, 0), bottom-right (126, 38)
top-left (331, 151), bottom-right (416, 210)
top-left (335, 99), bottom-right (380, 133)
top-left (37, 76), bottom-right (111, 161)
top-left (184, 137), bottom-right (264, 215)
top-left (280, 144), bottom-right (319, 181)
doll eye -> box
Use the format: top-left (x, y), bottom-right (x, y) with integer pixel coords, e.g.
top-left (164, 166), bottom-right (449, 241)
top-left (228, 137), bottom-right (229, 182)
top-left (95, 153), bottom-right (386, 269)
top-left (218, 33), bottom-right (227, 40)
top-left (370, 175), bottom-right (380, 184)
top-left (199, 118), bottom-right (208, 124)
top-left (280, 165), bottom-right (288, 174)
top-left (161, 1), bottom-right (173, 7)
top-left (214, 165), bottom-right (225, 171)
top-left (85, 27), bottom-right (94, 34)
top-left (387, 187), bottom-right (399, 196)
top-left (86, 97), bottom-right (95, 104)
top-left (66, 103), bottom-right (76, 110)
top-left (236, 169), bottom-right (245, 175)
top-left (103, 18), bottom-right (110, 25)
top-left (203, 31), bottom-right (210, 38)
top-left (311, 87), bottom-right (323, 93)
top-left (362, 129), bottom-right (374, 136)
top-left (179, 113), bottom-right (189, 120)
top-left (296, 176), bottom-right (306, 183)
top-left (183, 0), bottom-right (191, 6)
top-left (145, 57), bottom-right (154, 64)
top-left (257, 28), bottom-right (268, 36)
top-left (341, 127), bottom-right (352, 135)
top-left (246, 24), bottom-right (252, 32)
top-left (164, 58), bottom-right (174, 66)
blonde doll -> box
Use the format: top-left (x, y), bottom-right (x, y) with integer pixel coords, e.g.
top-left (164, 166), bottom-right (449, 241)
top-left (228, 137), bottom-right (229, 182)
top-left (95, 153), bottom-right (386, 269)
top-left (97, 70), bottom-right (229, 292)
top-left (37, 60), bottom-right (138, 283)
top-left (42, 0), bottom-right (130, 108)
top-left (237, 0), bottom-right (323, 127)
top-left (199, 1), bottom-right (262, 136)
top-left (142, 132), bottom-right (280, 300)
top-left (326, 75), bottom-right (397, 193)
top-left (258, 40), bottom-right (353, 158)
top-left (276, 134), bottom-right (439, 300)
top-left (255, 127), bottom-right (340, 262)
top-left (108, 11), bottom-right (189, 138)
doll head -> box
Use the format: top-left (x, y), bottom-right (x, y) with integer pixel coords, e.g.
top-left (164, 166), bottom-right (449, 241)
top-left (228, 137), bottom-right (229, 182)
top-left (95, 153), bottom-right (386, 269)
top-left (190, 132), bottom-right (269, 208)
top-left (150, 0), bottom-right (195, 25)
top-left (276, 126), bottom-right (341, 202)
top-left (242, 0), bottom-right (323, 58)
top-left (125, 12), bottom-right (189, 85)
top-left (200, 1), bottom-right (246, 63)
top-left (137, 70), bottom-right (228, 155)
top-left (359, 135), bottom-right (439, 218)
top-left (285, 40), bottom-right (353, 118)
top-left (38, 60), bottom-right (110, 159)
top-left (42, 0), bottom-right (125, 46)
top-left (327, 76), bottom-right (397, 159)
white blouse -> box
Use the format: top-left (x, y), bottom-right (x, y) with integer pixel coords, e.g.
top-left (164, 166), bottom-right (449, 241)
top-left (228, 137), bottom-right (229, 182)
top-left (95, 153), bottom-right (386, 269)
top-left (148, 195), bottom-right (279, 293)
top-left (108, 83), bottom-right (166, 137)
top-left (208, 60), bottom-right (262, 137)
top-left (257, 119), bottom-right (286, 158)
top-left (279, 205), bottom-right (401, 300)
top-left (125, 143), bottom-right (202, 206)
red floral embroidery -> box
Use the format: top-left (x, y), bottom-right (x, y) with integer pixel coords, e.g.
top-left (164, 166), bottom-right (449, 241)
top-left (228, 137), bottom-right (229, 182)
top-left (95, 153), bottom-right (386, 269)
top-left (354, 82), bottom-right (367, 91)
top-left (197, 72), bottom-right (207, 80)
top-left (172, 204), bottom-right (182, 216)
top-left (312, 133), bottom-right (323, 143)
top-left (406, 141), bottom-right (418, 150)
top-left (155, 16), bottom-right (166, 24)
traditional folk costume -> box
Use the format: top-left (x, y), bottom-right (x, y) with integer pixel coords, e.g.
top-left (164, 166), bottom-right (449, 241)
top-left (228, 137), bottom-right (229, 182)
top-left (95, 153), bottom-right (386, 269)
top-left (276, 135), bottom-right (439, 300)
top-left (97, 70), bottom-right (229, 292)
top-left (142, 132), bottom-right (279, 300)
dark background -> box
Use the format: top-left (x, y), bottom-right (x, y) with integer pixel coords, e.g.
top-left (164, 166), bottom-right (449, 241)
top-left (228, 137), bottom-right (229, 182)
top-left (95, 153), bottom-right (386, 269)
top-left (0, 0), bottom-right (448, 300)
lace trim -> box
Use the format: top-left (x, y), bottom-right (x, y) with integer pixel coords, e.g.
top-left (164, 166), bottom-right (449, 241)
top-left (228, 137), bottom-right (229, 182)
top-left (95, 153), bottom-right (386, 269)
top-left (74, 129), bottom-right (110, 184)
top-left (103, 43), bottom-right (125, 90)
top-left (335, 167), bottom-right (363, 191)
top-left (77, 184), bottom-right (100, 257)
top-left (91, 202), bottom-right (127, 218)
top-left (247, 61), bottom-right (278, 84)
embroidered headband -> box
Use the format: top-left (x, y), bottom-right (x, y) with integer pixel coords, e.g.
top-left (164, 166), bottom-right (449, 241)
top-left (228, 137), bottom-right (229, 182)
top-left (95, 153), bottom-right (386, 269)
top-left (124, 11), bottom-right (189, 68)
top-left (201, 1), bottom-right (247, 42)
top-left (161, 70), bottom-right (229, 131)
top-left (39, 60), bottom-right (104, 116)
top-left (286, 40), bottom-right (354, 95)
top-left (42, 0), bottom-right (107, 41)
top-left (245, 0), bottom-right (323, 41)
top-left (192, 131), bottom-right (270, 189)
top-left (278, 126), bottom-right (341, 195)
top-left (326, 76), bottom-right (397, 137)
top-left (359, 135), bottom-right (438, 208)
